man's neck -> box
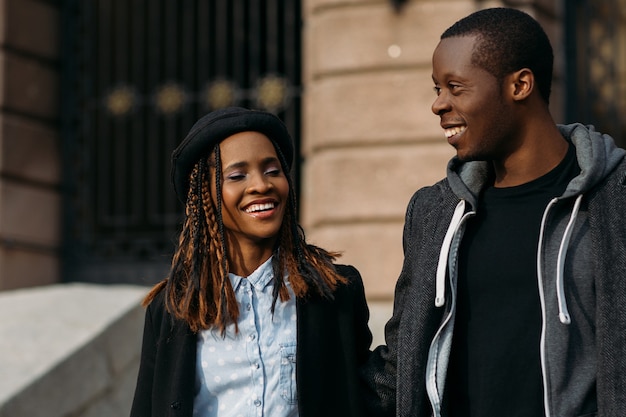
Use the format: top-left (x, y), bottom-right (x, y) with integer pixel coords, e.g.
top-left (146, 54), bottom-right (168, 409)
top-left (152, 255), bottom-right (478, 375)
top-left (492, 124), bottom-right (569, 188)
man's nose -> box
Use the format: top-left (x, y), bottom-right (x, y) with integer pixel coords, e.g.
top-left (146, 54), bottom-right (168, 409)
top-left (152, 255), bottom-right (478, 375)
top-left (431, 92), bottom-right (450, 115)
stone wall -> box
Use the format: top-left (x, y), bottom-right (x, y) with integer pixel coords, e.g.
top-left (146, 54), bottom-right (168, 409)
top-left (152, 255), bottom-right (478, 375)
top-left (0, 0), bottom-right (61, 290)
top-left (301, 0), bottom-right (562, 303)
top-left (302, 0), bottom-right (474, 300)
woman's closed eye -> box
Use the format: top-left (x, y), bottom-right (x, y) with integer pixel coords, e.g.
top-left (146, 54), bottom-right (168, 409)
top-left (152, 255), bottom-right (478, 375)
top-left (265, 166), bottom-right (282, 176)
top-left (225, 171), bottom-right (246, 181)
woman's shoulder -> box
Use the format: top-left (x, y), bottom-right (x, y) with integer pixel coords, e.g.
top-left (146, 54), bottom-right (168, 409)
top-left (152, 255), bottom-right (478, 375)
top-left (143, 283), bottom-right (169, 322)
top-left (334, 264), bottom-right (361, 281)
top-left (333, 264), bottom-right (365, 292)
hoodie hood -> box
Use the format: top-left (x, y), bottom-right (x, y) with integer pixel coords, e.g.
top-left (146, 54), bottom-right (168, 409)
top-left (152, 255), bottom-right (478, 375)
top-left (436, 123), bottom-right (625, 319)
top-left (446, 159), bottom-right (490, 209)
top-left (558, 123), bottom-right (626, 197)
top-left (445, 123), bottom-right (625, 204)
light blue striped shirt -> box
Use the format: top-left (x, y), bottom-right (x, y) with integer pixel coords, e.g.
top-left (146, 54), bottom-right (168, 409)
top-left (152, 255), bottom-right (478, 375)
top-left (193, 257), bottom-right (298, 417)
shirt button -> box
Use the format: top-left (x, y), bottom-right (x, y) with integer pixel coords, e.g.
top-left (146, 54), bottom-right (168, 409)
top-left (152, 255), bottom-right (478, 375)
top-left (254, 363), bottom-right (260, 369)
top-left (254, 399), bottom-right (262, 407)
top-left (249, 334), bottom-right (256, 341)
top-left (246, 304), bottom-right (251, 311)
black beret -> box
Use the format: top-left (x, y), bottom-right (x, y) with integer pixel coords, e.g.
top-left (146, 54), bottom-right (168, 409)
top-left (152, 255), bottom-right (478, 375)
top-left (171, 107), bottom-right (294, 202)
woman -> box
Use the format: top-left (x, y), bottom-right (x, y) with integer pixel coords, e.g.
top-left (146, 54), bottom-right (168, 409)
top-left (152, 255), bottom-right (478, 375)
top-left (130, 107), bottom-right (372, 417)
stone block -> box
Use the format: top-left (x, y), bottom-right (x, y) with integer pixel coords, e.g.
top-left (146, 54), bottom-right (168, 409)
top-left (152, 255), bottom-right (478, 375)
top-left (5, 341), bottom-right (112, 417)
top-left (367, 300), bottom-right (393, 347)
top-left (305, 0), bottom-right (380, 14)
top-left (306, 221), bottom-right (405, 299)
top-left (303, 70), bottom-right (441, 152)
top-left (301, 142), bottom-right (453, 226)
top-left (0, 0), bottom-right (59, 59)
top-left (306, 1), bottom-right (472, 76)
top-left (0, 115), bottom-right (60, 185)
top-left (102, 302), bottom-right (144, 376)
top-left (80, 401), bottom-right (119, 417)
top-left (109, 362), bottom-right (142, 415)
top-left (502, 0), bottom-right (560, 16)
top-left (0, 53), bottom-right (59, 120)
top-left (0, 249), bottom-right (58, 290)
top-left (0, 181), bottom-right (61, 247)
top-left (0, 283), bottom-right (147, 417)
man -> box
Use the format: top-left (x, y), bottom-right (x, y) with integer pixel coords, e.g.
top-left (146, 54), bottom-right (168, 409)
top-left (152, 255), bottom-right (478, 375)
top-left (362, 7), bottom-right (626, 417)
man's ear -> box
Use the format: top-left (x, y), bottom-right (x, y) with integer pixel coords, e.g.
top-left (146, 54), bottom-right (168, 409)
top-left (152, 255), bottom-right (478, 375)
top-left (507, 68), bottom-right (534, 102)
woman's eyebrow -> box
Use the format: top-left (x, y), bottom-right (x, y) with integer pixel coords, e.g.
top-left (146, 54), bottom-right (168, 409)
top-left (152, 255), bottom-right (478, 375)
top-left (223, 156), bottom-right (279, 171)
top-left (223, 161), bottom-right (248, 171)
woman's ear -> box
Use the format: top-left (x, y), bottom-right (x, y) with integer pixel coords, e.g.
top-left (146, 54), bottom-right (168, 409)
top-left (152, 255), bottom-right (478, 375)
top-left (508, 68), bottom-right (534, 102)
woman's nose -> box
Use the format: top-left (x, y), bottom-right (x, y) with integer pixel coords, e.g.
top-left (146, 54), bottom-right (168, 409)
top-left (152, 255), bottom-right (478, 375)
top-left (246, 172), bottom-right (271, 193)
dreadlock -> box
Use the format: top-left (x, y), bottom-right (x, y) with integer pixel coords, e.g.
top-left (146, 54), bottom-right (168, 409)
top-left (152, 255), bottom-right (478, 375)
top-left (143, 138), bottom-right (346, 334)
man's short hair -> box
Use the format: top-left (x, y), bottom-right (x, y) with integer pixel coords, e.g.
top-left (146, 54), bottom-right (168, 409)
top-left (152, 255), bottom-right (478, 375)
top-left (442, 7), bottom-right (554, 104)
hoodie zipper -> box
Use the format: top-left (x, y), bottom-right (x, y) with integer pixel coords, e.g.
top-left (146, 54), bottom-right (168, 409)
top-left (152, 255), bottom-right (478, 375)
top-left (427, 199), bottom-right (474, 417)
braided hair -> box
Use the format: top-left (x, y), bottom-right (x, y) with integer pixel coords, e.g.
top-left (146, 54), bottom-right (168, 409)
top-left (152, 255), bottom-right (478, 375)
top-left (143, 137), bottom-right (345, 334)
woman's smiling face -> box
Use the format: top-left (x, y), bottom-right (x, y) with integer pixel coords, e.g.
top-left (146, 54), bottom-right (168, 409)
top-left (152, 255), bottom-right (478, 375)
top-left (212, 131), bottom-right (289, 250)
top-left (431, 35), bottom-right (518, 162)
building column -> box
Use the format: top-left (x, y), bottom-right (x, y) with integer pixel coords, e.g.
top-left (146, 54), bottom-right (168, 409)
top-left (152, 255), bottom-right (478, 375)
top-left (0, 0), bottom-right (61, 290)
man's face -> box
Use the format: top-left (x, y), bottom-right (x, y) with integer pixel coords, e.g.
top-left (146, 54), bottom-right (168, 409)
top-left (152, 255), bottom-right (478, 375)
top-left (431, 35), bottom-right (517, 162)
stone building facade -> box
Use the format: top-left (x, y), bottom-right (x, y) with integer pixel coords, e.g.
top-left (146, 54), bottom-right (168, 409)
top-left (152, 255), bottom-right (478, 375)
top-left (0, 0), bottom-right (617, 307)
top-left (300, 0), bottom-right (565, 300)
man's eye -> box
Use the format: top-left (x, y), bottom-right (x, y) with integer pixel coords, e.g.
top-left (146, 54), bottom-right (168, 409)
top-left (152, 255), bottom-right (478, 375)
top-left (265, 167), bottom-right (281, 176)
top-left (433, 86), bottom-right (441, 95)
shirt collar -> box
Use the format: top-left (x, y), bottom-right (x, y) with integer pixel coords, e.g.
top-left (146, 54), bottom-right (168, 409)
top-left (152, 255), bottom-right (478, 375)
top-left (229, 256), bottom-right (274, 291)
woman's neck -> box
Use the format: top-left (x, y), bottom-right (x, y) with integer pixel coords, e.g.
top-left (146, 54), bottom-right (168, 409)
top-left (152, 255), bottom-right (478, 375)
top-left (226, 238), bottom-right (275, 277)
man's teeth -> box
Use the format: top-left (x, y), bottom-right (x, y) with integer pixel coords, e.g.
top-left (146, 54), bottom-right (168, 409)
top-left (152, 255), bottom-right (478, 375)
top-left (245, 203), bottom-right (275, 213)
top-left (444, 126), bottom-right (466, 138)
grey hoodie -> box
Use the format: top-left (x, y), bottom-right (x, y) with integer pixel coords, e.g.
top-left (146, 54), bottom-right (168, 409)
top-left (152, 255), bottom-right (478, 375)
top-left (362, 123), bottom-right (626, 417)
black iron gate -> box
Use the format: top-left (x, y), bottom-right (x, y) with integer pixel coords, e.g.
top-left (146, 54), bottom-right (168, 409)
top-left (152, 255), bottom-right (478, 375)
top-left (61, 0), bottom-right (302, 285)
top-left (565, 0), bottom-right (626, 147)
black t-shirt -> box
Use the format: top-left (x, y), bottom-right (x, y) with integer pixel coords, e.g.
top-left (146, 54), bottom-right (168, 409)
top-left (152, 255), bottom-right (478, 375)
top-left (444, 145), bottom-right (580, 416)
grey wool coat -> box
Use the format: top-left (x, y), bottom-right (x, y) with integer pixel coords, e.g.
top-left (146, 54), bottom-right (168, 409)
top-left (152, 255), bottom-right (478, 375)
top-left (361, 124), bottom-right (626, 417)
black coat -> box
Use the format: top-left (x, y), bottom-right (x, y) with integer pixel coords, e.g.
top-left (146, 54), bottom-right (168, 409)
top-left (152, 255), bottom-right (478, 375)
top-left (130, 264), bottom-right (372, 417)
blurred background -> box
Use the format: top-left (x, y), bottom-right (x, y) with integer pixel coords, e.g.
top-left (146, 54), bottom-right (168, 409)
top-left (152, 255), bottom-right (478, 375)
top-left (0, 0), bottom-right (624, 415)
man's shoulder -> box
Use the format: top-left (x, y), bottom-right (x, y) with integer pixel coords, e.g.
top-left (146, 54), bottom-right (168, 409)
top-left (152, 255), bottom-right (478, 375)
top-left (401, 178), bottom-right (459, 232)
top-left (407, 178), bottom-right (455, 209)
top-left (589, 156), bottom-right (626, 198)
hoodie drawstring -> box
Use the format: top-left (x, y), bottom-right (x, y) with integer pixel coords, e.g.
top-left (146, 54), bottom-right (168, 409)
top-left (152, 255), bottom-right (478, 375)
top-left (437, 194), bottom-right (582, 322)
top-left (537, 195), bottom-right (583, 325)
top-left (435, 200), bottom-right (466, 307)
top-left (555, 194), bottom-right (583, 324)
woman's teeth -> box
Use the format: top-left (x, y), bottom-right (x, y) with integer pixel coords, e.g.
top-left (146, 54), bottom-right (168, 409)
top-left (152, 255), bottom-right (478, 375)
top-left (245, 203), bottom-right (275, 213)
